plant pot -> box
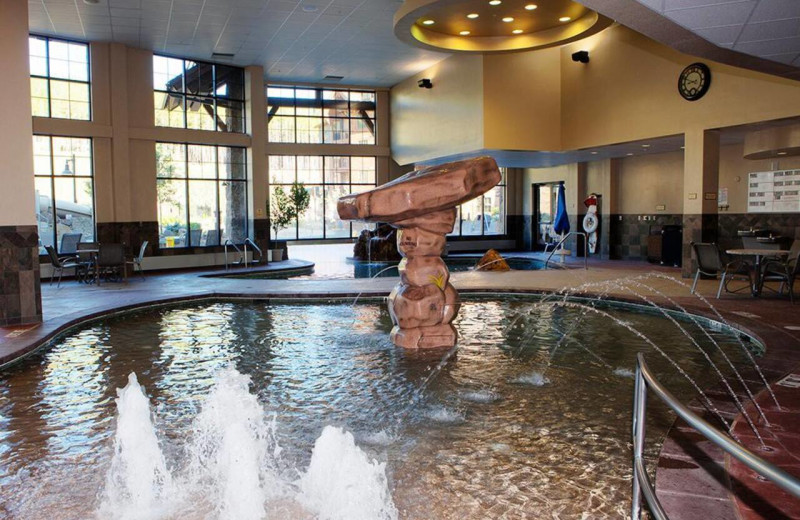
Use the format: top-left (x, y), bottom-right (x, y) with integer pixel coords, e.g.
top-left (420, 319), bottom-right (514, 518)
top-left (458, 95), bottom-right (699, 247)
top-left (268, 249), bottom-right (284, 262)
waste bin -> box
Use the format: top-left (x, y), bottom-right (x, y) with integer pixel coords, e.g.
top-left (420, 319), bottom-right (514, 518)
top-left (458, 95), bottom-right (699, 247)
top-left (647, 225), bottom-right (682, 267)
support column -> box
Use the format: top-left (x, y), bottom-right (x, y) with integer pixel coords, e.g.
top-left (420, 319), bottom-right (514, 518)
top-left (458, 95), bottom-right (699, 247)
top-left (0, 0), bottom-right (41, 326)
top-left (682, 129), bottom-right (720, 276)
top-left (245, 66), bottom-right (269, 257)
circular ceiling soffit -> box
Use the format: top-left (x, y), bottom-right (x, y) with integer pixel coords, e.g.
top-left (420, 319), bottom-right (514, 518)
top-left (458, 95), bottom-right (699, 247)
top-left (394, 0), bottom-right (613, 54)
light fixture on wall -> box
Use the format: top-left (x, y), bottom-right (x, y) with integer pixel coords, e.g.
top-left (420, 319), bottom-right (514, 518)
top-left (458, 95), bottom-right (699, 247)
top-left (418, 78), bottom-right (433, 89)
top-left (571, 50), bottom-right (589, 63)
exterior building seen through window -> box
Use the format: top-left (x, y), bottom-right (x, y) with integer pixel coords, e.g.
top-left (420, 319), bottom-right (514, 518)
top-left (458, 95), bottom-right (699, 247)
top-left (267, 86), bottom-right (376, 145)
top-left (449, 167), bottom-right (507, 237)
top-left (156, 143), bottom-right (248, 248)
top-left (154, 56), bottom-right (245, 133)
top-left (269, 155), bottom-right (377, 240)
top-left (29, 35), bottom-right (90, 120)
top-left (33, 136), bottom-right (94, 253)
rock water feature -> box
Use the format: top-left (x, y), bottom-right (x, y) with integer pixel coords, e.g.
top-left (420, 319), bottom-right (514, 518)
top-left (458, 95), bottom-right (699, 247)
top-left (337, 156), bottom-right (501, 348)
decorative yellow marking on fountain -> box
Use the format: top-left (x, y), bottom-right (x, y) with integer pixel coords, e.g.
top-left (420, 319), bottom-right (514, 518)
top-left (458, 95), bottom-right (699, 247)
top-left (337, 156), bottom-right (501, 348)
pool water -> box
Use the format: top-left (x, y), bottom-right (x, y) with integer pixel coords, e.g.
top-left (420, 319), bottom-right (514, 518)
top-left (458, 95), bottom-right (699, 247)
top-left (0, 297), bottom-right (759, 519)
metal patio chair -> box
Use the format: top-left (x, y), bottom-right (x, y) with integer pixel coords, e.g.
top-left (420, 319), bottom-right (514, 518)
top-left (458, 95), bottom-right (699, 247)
top-left (97, 243), bottom-right (126, 283)
top-left (45, 245), bottom-right (79, 288)
top-left (58, 232), bottom-right (82, 260)
top-left (759, 239), bottom-right (800, 303)
top-left (690, 242), bottom-right (752, 299)
top-left (125, 241), bottom-right (148, 281)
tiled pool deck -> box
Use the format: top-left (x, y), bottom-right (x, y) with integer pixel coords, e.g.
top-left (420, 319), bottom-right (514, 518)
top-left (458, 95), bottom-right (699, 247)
top-left (1, 255), bottom-right (798, 519)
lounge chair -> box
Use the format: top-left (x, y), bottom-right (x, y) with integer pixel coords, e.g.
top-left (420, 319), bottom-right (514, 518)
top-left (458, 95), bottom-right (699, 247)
top-left (126, 241), bottom-right (148, 280)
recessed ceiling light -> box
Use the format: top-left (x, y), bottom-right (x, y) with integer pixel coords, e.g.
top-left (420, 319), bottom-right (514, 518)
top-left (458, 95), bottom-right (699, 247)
top-left (512, 29), bottom-right (523, 34)
top-left (83, 0), bottom-right (100, 4)
top-left (626, 153), bottom-right (634, 156)
top-left (502, 16), bottom-right (514, 22)
top-left (680, 146), bottom-right (685, 149)
top-left (467, 13), bottom-right (479, 19)
top-left (460, 30), bottom-right (471, 35)
top-left (559, 16), bottom-right (571, 22)
top-left (590, 151), bottom-right (598, 155)
top-left (301, 4), bottom-right (318, 12)
top-left (525, 4), bottom-right (537, 10)
top-left (489, 0), bottom-right (502, 5)
top-left (422, 19), bottom-right (435, 25)
top-left (777, 151), bottom-right (788, 155)
top-left (641, 144), bottom-right (650, 148)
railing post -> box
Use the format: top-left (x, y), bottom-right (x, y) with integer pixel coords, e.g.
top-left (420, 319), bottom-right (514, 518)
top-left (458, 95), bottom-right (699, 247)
top-left (244, 242), bottom-right (249, 268)
top-left (632, 360), bottom-right (647, 520)
top-left (224, 242), bottom-right (229, 270)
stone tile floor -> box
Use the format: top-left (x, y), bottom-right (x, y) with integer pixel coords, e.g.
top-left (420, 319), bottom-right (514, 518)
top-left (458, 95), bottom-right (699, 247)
top-left (1, 253), bottom-right (799, 519)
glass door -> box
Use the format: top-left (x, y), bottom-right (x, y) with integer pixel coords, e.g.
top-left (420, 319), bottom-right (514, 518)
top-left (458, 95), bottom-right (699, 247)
top-left (533, 183), bottom-right (559, 250)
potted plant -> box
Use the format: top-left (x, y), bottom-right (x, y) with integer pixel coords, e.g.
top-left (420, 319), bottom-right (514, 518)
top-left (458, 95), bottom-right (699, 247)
top-left (269, 181), bottom-right (310, 262)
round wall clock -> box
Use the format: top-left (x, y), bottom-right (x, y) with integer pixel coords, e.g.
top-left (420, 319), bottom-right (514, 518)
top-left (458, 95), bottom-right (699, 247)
top-left (678, 62), bottom-right (711, 101)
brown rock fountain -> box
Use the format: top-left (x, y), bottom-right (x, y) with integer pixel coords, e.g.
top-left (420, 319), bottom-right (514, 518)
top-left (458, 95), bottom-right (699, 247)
top-left (337, 156), bottom-right (501, 349)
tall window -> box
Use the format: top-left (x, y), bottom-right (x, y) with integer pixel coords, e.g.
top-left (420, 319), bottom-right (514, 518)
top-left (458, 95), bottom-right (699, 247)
top-left (153, 56), bottom-right (245, 133)
top-left (156, 143), bottom-right (248, 248)
top-left (269, 156), bottom-right (377, 239)
top-left (267, 87), bottom-right (376, 145)
top-left (449, 168), bottom-right (507, 237)
top-left (29, 36), bottom-right (90, 120)
top-left (33, 136), bottom-right (94, 252)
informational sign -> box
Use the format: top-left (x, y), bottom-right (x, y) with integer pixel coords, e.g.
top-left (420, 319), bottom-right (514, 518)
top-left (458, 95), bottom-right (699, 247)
top-left (747, 170), bottom-right (800, 213)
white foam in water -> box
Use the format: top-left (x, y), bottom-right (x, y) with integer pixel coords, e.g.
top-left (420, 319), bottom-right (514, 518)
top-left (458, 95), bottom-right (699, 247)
top-left (297, 426), bottom-right (398, 520)
top-left (512, 371), bottom-right (551, 386)
top-left (99, 368), bottom-right (397, 520)
top-left (99, 373), bottom-right (175, 520)
top-left (360, 429), bottom-right (397, 447)
top-left (613, 367), bottom-right (635, 379)
top-left (425, 406), bottom-right (466, 424)
top-left (460, 390), bottom-right (502, 403)
top-left (185, 367), bottom-right (284, 520)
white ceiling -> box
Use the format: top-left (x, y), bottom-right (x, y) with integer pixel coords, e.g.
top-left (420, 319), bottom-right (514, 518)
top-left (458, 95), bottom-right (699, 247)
top-left (27, 0), bottom-right (449, 87)
top-left (634, 0), bottom-right (800, 66)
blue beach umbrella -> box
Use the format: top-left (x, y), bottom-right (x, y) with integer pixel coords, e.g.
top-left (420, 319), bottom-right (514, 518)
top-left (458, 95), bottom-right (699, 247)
top-left (553, 182), bottom-right (570, 235)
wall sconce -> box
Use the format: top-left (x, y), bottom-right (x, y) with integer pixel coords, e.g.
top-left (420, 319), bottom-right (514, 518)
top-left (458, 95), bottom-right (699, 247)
top-left (571, 50), bottom-right (589, 63)
top-left (418, 78), bottom-right (433, 89)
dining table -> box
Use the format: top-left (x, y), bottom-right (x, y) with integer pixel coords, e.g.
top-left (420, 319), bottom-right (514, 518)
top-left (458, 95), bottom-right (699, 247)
top-left (725, 248), bottom-right (790, 297)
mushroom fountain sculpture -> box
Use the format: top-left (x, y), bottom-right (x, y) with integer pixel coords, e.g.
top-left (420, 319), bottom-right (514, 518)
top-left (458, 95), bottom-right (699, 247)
top-left (337, 156), bottom-right (501, 348)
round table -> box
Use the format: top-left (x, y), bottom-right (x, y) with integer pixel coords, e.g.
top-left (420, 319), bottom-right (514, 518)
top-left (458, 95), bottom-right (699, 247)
top-left (725, 248), bottom-right (789, 297)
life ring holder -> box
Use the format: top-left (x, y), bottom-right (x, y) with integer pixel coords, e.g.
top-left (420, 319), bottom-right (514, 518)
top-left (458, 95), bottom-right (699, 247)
top-left (583, 213), bottom-right (599, 233)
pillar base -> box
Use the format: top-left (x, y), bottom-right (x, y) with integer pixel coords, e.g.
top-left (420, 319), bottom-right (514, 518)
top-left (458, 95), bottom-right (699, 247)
top-left (390, 324), bottom-right (458, 349)
top-left (0, 226), bottom-right (42, 326)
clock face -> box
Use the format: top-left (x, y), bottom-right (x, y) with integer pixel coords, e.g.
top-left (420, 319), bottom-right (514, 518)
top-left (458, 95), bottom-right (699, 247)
top-left (678, 63), bottom-right (711, 101)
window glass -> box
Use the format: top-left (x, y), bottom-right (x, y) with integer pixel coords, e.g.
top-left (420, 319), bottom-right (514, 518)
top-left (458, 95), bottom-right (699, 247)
top-left (153, 56), bottom-right (245, 133)
top-left (157, 143), bottom-right (248, 248)
top-left (267, 86), bottom-right (377, 144)
top-left (268, 155), bottom-right (377, 240)
top-left (29, 36), bottom-right (90, 120)
top-left (450, 167), bottom-right (507, 237)
top-left (33, 136), bottom-right (95, 253)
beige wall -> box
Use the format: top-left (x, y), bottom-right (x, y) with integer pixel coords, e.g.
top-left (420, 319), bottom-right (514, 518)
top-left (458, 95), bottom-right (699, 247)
top-left (0, 0), bottom-right (36, 226)
top-left (617, 151), bottom-right (684, 214)
top-left (483, 48), bottom-right (562, 152)
top-left (391, 25), bottom-right (800, 166)
top-left (390, 54), bottom-right (484, 166)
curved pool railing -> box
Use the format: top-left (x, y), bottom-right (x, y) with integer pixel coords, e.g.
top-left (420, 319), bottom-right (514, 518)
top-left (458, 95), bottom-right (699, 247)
top-left (544, 231), bottom-right (588, 270)
top-left (632, 352), bottom-right (800, 520)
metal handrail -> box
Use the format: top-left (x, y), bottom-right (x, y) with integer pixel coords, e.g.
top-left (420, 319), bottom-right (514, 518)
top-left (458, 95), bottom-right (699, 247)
top-left (632, 353), bottom-right (800, 519)
top-left (544, 231), bottom-right (588, 270)
top-left (243, 238), bottom-right (262, 268)
top-left (223, 239), bottom-right (242, 270)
